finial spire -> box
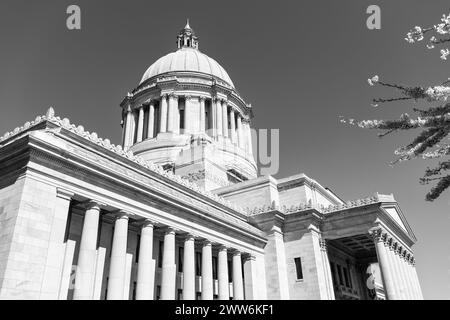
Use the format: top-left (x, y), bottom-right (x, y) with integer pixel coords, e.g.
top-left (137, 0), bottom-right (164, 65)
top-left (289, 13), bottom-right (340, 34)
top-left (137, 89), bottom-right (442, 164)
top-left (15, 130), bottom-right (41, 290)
top-left (177, 19), bottom-right (199, 50)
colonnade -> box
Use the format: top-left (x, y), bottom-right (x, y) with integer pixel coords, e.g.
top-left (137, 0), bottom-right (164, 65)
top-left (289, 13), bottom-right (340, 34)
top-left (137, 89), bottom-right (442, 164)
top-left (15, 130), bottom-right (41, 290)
top-left (122, 94), bottom-right (252, 155)
top-left (71, 200), bottom-right (255, 300)
top-left (369, 228), bottom-right (423, 300)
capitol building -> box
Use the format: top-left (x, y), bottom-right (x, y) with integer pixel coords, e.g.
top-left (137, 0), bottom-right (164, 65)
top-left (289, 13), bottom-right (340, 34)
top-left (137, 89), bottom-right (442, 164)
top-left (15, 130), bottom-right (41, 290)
top-left (0, 21), bottom-right (423, 300)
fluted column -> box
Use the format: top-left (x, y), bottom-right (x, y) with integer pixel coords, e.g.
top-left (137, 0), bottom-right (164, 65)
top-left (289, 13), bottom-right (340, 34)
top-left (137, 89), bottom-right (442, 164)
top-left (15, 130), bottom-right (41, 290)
top-left (222, 101), bottom-right (228, 138)
top-left (73, 201), bottom-right (101, 300)
top-left (399, 251), bottom-right (414, 299)
top-left (147, 102), bottom-right (155, 139)
top-left (385, 240), bottom-right (401, 299)
top-left (160, 94), bottom-right (168, 133)
top-left (184, 96), bottom-right (191, 135)
top-left (199, 97), bottom-right (206, 133)
top-left (403, 253), bottom-right (416, 299)
top-left (410, 259), bottom-right (423, 299)
top-left (136, 220), bottom-right (155, 300)
top-left (107, 213), bottom-right (129, 300)
top-left (370, 228), bottom-right (397, 300)
top-left (201, 240), bottom-right (213, 300)
top-left (394, 246), bottom-right (408, 299)
top-left (232, 251), bottom-right (244, 300)
top-left (246, 121), bottom-right (253, 156)
top-left (237, 115), bottom-right (244, 148)
top-left (167, 94), bottom-right (178, 133)
top-left (243, 254), bottom-right (258, 300)
top-left (182, 234), bottom-right (196, 300)
top-left (229, 109), bottom-right (236, 144)
top-left (123, 109), bottom-right (134, 150)
top-left (217, 246), bottom-right (229, 300)
top-left (319, 239), bottom-right (335, 300)
top-left (160, 228), bottom-right (176, 300)
top-left (136, 106), bottom-right (144, 143)
top-left (216, 98), bottom-right (223, 138)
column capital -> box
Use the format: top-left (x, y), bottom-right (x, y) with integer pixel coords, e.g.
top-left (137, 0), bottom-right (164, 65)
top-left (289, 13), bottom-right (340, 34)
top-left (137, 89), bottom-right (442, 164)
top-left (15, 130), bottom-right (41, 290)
top-left (56, 188), bottom-right (74, 201)
top-left (161, 93), bottom-right (169, 99)
top-left (168, 93), bottom-right (178, 99)
top-left (81, 200), bottom-right (103, 211)
top-left (139, 218), bottom-right (157, 229)
top-left (199, 96), bottom-right (206, 102)
top-left (231, 249), bottom-right (242, 257)
top-left (184, 95), bottom-right (192, 101)
top-left (369, 227), bottom-right (387, 244)
top-left (110, 210), bottom-right (130, 220)
top-left (183, 233), bottom-right (196, 242)
top-left (243, 253), bottom-right (256, 262)
top-left (161, 226), bottom-right (177, 235)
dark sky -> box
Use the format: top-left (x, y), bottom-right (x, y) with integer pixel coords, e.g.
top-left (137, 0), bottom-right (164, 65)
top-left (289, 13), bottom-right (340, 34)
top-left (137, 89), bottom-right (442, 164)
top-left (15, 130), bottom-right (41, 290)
top-left (0, 0), bottom-right (449, 299)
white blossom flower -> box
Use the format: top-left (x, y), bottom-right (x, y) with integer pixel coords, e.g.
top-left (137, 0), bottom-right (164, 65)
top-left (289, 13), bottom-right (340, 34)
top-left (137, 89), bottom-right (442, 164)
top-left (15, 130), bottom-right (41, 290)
top-left (405, 26), bottom-right (424, 43)
top-left (425, 85), bottom-right (450, 101)
top-left (367, 75), bottom-right (379, 86)
top-left (440, 48), bottom-right (450, 60)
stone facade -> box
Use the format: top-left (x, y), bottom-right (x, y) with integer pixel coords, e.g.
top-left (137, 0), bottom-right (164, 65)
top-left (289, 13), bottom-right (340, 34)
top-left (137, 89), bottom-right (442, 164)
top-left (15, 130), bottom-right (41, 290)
top-left (0, 22), bottom-right (423, 300)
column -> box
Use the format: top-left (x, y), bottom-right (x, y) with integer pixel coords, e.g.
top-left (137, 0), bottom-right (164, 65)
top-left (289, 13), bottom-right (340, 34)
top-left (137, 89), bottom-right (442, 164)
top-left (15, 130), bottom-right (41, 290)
top-left (370, 228), bottom-right (397, 300)
top-left (410, 259), bottom-right (424, 299)
top-left (229, 109), bottom-right (236, 144)
top-left (201, 240), bottom-right (213, 300)
top-left (232, 251), bottom-right (244, 300)
top-left (399, 251), bottom-right (414, 299)
top-left (183, 234), bottom-right (196, 300)
top-left (160, 94), bottom-right (168, 133)
top-left (184, 96), bottom-right (191, 134)
top-left (136, 221), bottom-right (155, 300)
top-left (237, 115), bottom-right (244, 148)
top-left (319, 239), bottom-right (335, 300)
top-left (123, 109), bottom-right (134, 150)
top-left (217, 246), bottom-right (229, 300)
top-left (199, 97), bottom-right (206, 133)
top-left (160, 228), bottom-right (176, 300)
top-left (107, 213), bottom-right (129, 300)
top-left (136, 106), bottom-right (144, 143)
top-left (216, 98), bottom-right (223, 137)
top-left (222, 101), bottom-right (228, 138)
top-left (243, 255), bottom-right (258, 300)
top-left (384, 240), bottom-right (400, 300)
top-left (394, 247), bottom-right (408, 299)
top-left (167, 94), bottom-right (179, 133)
top-left (73, 201), bottom-right (101, 300)
top-left (246, 122), bottom-right (253, 156)
top-left (403, 253), bottom-right (417, 299)
top-left (41, 189), bottom-right (73, 299)
top-left (147, 102), bottom-right (155, 139)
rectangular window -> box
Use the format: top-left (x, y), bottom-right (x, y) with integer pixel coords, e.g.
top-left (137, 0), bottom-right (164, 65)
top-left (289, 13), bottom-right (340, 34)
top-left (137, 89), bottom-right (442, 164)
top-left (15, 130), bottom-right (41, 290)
top-left (343, 267), bottom-right (350, 287)
top-left (337, 264), bottom-right (344, 285)
top-left (178, 247), bottom-right (184, 273)
top-left (177, 289), bottom-right (183, 300)
top-left (212, 256), bottom-right (218, 280)
top-left (158, 241), bottom-right (163, 268)
top-left (195, 252), bottom-right (202, 276)
top-left (179, 98), bottom-right (185, 131)
top-left (196, 292), bottom-right (201, 300)
top-left (135, 234), bottom-right (141, 263)
top-left (294, 257), bottom-right (303, 280)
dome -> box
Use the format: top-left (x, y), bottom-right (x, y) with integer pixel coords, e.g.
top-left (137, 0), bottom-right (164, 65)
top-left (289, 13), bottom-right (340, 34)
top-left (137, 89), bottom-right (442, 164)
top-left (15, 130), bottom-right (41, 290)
top-left (140, 47), bottom-right (235, 88)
